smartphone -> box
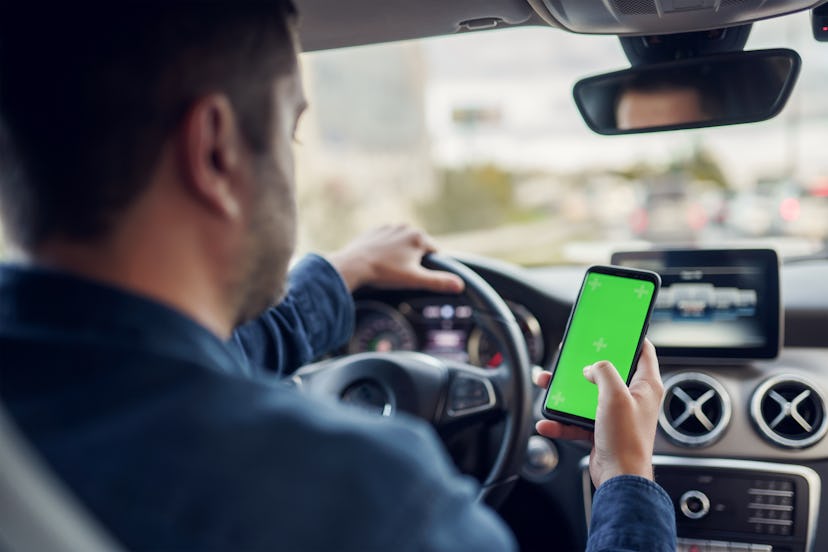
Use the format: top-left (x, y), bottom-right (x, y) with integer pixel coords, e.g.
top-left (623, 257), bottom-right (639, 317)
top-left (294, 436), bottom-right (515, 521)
top-left (542, 265), bottom-right (660, 430)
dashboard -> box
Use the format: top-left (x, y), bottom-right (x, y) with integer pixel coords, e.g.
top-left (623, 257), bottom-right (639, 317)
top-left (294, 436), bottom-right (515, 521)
top-left (346, 255), bottom-right (828, 552)
top-left (347, 296), bottom-right (545, 368)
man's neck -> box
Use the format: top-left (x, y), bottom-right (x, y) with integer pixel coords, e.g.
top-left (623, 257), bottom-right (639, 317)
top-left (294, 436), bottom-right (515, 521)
top-left (30, 235), bottom-right (235, 339)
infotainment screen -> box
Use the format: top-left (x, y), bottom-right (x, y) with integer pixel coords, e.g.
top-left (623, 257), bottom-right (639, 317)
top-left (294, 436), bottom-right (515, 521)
top-left (610, 249), bottom-right (781, 360)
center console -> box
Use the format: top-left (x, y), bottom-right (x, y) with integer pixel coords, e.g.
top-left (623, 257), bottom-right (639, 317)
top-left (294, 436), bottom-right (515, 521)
top-left (596, 250), bottom-right (822, 550)
top-left (581, 456), bottom-right (821, 552)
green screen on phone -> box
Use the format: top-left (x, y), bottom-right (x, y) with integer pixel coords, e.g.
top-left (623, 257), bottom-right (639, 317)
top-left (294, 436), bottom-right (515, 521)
top-left (545, 271), bottom-right (655, 420)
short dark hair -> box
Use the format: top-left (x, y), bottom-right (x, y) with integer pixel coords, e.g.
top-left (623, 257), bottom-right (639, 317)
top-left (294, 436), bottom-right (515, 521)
top-left (0, 1), bottom-right (298, 248)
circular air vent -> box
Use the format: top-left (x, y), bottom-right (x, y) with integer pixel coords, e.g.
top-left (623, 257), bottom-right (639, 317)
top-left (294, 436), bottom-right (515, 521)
top-left (659, 372), bottom-right (732, 447)
top-left (751, 375), bottom-right (828, 449)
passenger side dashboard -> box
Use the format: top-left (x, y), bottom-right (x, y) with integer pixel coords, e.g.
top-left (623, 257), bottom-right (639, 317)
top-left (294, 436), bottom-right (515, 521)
top-left (475, 255), bottom-right (828, 552)
top-left (657, 351), bottom-right (828, 461)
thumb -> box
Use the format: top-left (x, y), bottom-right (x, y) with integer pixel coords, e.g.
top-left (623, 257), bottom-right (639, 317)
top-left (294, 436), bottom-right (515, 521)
top-left (583, 360), bottom-right (627, 398)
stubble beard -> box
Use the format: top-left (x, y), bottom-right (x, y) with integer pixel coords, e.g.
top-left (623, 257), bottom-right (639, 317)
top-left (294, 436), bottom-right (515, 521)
top-left (233, 164), bottom-right (296, 328)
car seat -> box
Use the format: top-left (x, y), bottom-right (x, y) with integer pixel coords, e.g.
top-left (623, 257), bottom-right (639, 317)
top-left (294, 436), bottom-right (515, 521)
top-left (0, 403), bottom-right (123, 551)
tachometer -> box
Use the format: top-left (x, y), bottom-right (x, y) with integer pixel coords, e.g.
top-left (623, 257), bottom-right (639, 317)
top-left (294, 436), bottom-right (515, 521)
top-left (468, 302), bottom-right (544, 368)
top-left (349, 301), bottom-right (417, 354)
top-left (467, 327), bottom-right (504, 368)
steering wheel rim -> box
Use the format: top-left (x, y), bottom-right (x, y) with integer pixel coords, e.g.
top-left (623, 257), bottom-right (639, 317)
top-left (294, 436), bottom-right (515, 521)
top-left (421, 253), bottom-right (533, 504)
top-left (294, 254), bottom-right (534, 507)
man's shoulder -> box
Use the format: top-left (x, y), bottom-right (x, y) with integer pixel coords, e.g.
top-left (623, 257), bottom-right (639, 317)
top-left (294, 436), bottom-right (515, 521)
top-left (202, 372), bottom-right (460, 490)
top-left (198, 379), bottom-right (497, 549)
top-left (8, 349), bottom-right (485, 550)
top-left (0, 308), bottom-right (507, 551)
top-left (165, 374), bottom-right (495, 550)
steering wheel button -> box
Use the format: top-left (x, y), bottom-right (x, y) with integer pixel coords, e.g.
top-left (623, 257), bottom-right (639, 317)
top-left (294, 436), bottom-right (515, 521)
top-left (448, 375), bottom-right (495, 414)
top-left (452, 395), bottom-right (488, 410)
top-left (451, 398), bottom-right (470, 410)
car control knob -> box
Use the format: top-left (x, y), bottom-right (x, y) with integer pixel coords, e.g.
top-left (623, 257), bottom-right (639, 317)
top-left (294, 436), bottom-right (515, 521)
top-left (679, 490), bottom-right (710, 520)
top-left (521, 436), bottom-right (559, 481)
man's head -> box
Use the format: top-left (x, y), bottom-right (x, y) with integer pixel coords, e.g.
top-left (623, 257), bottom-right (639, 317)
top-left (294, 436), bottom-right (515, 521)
top-left (616, 86), bottom-right (708, 131)
top-left (0, 1), bottom-right (306, 330)
top-left (615, 74), bottom-right (722, 131)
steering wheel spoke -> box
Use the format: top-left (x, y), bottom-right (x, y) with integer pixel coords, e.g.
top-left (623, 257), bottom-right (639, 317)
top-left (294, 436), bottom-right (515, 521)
top-left (441, 361), bottom-right (506, 423)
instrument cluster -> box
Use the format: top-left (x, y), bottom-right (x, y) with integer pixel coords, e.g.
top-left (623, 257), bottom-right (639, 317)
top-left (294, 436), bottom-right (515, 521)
top-left (349, 297), bottom-right (545, 368)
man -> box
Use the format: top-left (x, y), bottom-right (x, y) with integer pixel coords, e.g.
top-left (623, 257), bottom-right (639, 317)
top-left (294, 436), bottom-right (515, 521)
top-left (615, 73), bottom-right (723, 131)
top-left (0, 2), bottom-right (676, 550)
top-left (616, 85), bottom-right (710, 131)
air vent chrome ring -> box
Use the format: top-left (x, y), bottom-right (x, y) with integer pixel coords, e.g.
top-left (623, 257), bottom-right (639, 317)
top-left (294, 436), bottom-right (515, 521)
top-left (751, 375), bottom-right (828, 449)
top-left (659, 372), bottom-right (732, 447)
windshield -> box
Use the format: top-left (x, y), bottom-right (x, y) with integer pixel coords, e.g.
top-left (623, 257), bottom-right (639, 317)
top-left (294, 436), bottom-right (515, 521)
top-left (295, 11), bottom-right (828, 266)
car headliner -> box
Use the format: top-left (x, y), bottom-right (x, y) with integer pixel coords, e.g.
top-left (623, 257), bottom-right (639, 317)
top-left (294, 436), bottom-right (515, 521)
top-left (294, 0), bottom-right (828, 52)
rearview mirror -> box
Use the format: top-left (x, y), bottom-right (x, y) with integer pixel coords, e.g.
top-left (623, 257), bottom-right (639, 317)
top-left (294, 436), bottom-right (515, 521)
top-left (573, 49), bottom-right (801, 135)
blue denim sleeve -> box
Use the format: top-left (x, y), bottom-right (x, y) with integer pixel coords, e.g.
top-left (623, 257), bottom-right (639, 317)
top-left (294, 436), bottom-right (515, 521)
top-left (229, 254), bottom-right (355, 378)
top-left (587, 475), bottom-right (677, 552)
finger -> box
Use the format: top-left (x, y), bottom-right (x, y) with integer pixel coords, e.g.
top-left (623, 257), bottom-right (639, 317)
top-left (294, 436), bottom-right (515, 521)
top-left (533, 370), bottom-right (552, 388)
top-left (414, 231), bottom-right (440, 254)
top-left (629, 339), bottom-right (660, 386)
top-left (535, 420), bottom-right (594, 441)
top-left (583, 360), bottom-right (628, 399)
top-left (629, 339), bottom-right (663, 400)
top-left (409, 266), bottom-right (465, 293)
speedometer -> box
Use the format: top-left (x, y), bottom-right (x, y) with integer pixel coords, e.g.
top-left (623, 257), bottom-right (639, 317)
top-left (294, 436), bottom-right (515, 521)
top-left (468, 302), bottom-right (544, 367)
top-left (349, 301), bottom-right (417, 354)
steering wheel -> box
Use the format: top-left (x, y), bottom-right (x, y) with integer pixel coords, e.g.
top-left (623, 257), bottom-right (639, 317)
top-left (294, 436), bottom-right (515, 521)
top-left (293, 254), bottom-right (534, 507)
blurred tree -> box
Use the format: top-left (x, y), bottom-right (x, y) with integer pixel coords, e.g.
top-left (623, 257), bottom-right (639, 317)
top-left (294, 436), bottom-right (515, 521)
top-left (417, 164), bottom-right (523, 234)
top-left (670, 142), bottom-right (729, 189)
top-left (611, 161), bottom-right (663, 182)
top-left (611, 142), bottom-right (729, 189)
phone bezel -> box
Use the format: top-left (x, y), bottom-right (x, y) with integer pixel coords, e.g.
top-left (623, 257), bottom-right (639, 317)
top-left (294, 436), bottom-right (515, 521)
top-left (542, 264), bottom-right (661, 430)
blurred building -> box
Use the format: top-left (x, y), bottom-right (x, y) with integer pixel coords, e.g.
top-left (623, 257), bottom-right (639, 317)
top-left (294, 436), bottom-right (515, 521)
top-left (295, 44), bottom-right (434, 252)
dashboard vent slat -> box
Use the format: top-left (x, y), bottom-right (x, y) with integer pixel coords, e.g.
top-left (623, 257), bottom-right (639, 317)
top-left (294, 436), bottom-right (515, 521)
top-left (659, 372), bottom-right (731, 447)
top-left (751, 376), bottom-right (828, 449)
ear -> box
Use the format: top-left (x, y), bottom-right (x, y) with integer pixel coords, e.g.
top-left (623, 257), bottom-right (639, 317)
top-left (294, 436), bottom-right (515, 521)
top-left (177, 94), bottom-right (245, 221)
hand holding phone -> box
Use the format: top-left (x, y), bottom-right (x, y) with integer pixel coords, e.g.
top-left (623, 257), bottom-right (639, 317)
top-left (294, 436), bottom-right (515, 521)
top-left (542, 265), bottom-right (660, 429)
top-left (535, 340), bottom-right (664, 487)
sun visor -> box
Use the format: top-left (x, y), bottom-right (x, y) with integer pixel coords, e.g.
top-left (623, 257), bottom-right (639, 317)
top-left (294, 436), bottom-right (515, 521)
top-left (535, 0), bottom-right (827, 35)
